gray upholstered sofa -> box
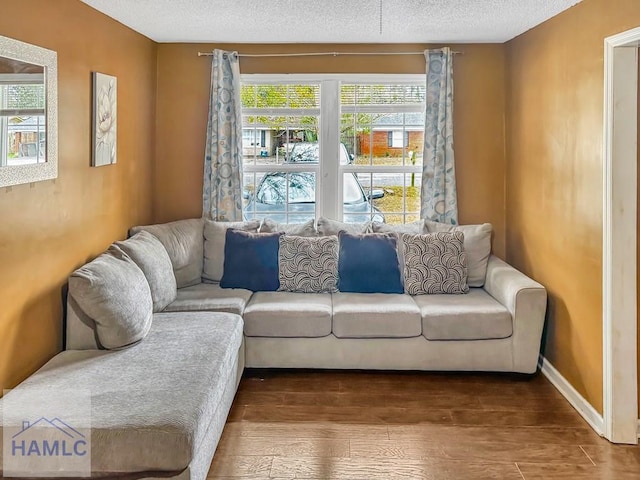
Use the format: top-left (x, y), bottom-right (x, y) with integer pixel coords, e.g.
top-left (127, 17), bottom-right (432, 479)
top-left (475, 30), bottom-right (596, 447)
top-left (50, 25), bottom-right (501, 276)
top-left (0, 215), bottom-right (546, 480)
top-left (116, 216), bottom-right (547, 375)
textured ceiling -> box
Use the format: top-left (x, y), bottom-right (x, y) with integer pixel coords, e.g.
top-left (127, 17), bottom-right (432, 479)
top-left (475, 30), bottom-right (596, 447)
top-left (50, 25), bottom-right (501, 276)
top-left (80, 0), bottom-right (583, 44)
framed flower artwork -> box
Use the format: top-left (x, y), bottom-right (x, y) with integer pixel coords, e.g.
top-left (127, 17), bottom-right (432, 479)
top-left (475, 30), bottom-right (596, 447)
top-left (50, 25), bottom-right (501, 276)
top-left (92, 72), bottom-right (117, 167)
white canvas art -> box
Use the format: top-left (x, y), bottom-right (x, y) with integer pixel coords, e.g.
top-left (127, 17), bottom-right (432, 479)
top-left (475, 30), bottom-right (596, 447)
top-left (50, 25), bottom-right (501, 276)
top-left (92, 72), bottom-right (117, 166)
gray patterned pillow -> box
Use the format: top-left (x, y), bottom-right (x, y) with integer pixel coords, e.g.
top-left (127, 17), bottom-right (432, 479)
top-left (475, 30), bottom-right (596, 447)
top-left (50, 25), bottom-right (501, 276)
top-left (402, 232), bottom-right (469, 295)
top-left (278, 236), bottom-right (338, 293)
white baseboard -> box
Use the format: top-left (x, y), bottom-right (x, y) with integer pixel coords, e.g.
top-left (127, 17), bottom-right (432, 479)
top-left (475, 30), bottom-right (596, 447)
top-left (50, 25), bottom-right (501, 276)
top-left (538, 356), bottom-right (604, 436)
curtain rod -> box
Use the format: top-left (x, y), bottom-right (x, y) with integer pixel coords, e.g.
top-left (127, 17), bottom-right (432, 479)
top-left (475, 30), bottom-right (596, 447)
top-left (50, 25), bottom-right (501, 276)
top-left (197, 50), bottom-right (462, 58)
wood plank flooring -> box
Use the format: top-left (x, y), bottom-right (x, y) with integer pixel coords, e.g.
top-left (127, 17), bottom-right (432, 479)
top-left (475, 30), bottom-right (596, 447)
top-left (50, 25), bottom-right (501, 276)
top-left (208, 370), bottom-right (640, 479)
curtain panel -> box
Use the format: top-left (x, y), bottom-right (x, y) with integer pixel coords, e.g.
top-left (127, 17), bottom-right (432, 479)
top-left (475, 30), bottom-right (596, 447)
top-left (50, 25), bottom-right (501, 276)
top-left (421, 47), bottom-right (458, 225)
top-left (202, 50), bottom-right (244, 221)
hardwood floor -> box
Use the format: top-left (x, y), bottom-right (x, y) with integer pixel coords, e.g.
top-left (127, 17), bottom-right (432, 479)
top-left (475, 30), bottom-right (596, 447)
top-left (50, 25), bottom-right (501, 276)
top-left (208, 370), bottom-right (640, 479)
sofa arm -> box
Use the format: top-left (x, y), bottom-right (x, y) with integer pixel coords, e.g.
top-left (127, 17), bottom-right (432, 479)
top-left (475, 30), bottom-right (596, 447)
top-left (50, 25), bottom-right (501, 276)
top-left (483, 255), bottom-right (547, 374)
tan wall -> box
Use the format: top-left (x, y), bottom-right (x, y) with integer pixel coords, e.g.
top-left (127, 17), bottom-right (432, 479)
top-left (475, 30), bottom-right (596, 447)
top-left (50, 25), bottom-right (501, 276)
top-left (155, 43), bottom-right (507, 257)
top-left (506, 0), bottom-right (640, 413)
top-left (0, 0), bottom-right (156, 391)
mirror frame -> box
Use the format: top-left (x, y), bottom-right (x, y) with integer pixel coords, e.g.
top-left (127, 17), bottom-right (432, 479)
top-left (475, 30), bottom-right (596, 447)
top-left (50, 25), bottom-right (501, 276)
top-left (0, 35), bottom-right (57, 188)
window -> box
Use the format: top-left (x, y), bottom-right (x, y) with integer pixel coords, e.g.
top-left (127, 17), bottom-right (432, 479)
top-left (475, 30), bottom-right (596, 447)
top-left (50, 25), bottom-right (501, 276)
top-left (241, 75), bottom-right (425, 224)
top-left (0, 74), bottom-right (46, 167)
top-left (241, 81), bottom-right (321, 224)
top-left (388, 130), bottom-right (407, 148)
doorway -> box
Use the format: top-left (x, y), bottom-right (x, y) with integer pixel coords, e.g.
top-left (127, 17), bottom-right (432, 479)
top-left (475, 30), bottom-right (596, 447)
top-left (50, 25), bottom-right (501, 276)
top-left (602, 27), bottom-right (639, 444)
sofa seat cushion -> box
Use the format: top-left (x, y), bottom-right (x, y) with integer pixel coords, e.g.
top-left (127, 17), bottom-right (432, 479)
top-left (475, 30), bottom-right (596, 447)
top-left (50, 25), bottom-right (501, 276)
top-left (163, 283), bottom-right (252, 315)
top-left (243, 292), bottom-right (332, 337)
top-left (415, 288), bottom-right (512, 340)
top-left (332, 293), bottom-right (422, 338)
top-left (0, 312), bottom-right (243, 475)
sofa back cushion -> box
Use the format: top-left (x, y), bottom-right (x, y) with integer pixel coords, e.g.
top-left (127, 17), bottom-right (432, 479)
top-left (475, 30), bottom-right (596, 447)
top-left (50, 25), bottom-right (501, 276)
top-left (221, 230), bottom-right (282, 291)
top-left (202, 219), bottom-right (261, 282)
top-left (337, 231), bottom-right (403, 294)
top-left (402, 232), bottom-right (469, 295)
top-left (278, 235), bottom-right (339, 293)
top-left (371, 220), bottom-right (428, 282)
top-left (371, 220), bottom-right (427, 235)
top-left (424, 220), bottom-right (492, 287)
top-left (261, 218), bottom-right (317, 236)
top-left (68, 247), bottom-right (153, 349)
top-left (130, 218), bottom-right (204, 288)
top-left (115, 231), bottom-right (177, 312)
top-left (317, 217), bottom-right (372, 236)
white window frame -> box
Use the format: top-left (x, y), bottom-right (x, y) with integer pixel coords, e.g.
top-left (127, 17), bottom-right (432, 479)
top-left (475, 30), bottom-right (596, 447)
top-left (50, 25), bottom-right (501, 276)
top-left (241, 74), bottom-right (425, 222)
top-left (241, 77), bottom-right (323, 222)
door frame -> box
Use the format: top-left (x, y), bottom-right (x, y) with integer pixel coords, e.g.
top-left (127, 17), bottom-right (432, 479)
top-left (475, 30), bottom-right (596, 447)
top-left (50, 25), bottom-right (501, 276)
top-left (602, 27), bottom-right (639, 444)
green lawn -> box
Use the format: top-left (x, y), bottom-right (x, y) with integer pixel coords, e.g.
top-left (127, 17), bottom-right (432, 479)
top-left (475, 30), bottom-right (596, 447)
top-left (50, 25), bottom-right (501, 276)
top-left (372, 185), bottom-right (420, 225)
top-left (354, 155), bottom-right (421, 224)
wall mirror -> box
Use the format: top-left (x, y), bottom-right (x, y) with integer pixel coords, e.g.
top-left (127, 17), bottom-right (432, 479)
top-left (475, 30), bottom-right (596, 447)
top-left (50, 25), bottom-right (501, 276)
top-left (0, 35), bottom-right (57, 188)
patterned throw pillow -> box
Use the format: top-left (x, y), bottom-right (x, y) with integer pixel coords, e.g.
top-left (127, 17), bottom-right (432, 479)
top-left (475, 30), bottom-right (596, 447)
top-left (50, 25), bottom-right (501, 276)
top-left (402, 232), bottom-right (469, 295)
top-left (278, 236), bottom-right (338, 293)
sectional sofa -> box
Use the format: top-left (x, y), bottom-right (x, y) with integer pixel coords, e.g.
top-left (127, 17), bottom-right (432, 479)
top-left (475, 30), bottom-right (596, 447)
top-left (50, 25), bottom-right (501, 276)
top-left (118, 216), bottom-right (545, 374)
top-left (0, 216), bottom-right (546, 480)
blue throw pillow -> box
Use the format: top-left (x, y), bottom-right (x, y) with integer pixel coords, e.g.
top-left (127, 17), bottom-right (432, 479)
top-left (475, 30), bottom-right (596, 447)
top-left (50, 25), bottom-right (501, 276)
top-left (337, 231), bottom-right (403, 294)
top-left (221, 229), bottom-right (282, 291)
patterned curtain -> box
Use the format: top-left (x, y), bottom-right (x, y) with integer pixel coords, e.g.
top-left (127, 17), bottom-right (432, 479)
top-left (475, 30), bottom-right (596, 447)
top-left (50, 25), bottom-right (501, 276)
top-left (202, 50), bottom-right (244, 221)
top-left (420, 47), bottom-right (458, 224)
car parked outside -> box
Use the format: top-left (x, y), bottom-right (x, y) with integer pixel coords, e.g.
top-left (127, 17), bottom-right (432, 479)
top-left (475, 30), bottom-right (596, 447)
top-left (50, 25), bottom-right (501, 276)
top-left (244, 142), bottom-right (384, 223)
